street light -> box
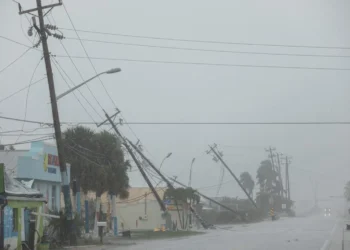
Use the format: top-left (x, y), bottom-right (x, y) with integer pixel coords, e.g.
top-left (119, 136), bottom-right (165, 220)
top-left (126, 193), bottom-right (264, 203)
top-left (159, 152), bottom-right (172, 170)
top-left (56, 68), bottom-right (121, 101)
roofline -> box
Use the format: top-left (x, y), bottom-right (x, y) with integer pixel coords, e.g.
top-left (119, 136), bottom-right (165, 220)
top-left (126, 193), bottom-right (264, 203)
top-left (0, 150), bottom-right (29, 152)
top-left (6, 196), bottom-right (46, 202)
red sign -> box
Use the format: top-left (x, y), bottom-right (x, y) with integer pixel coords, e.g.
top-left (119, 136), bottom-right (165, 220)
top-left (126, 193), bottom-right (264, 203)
top-left (48, 154), bottom-right (59, 166)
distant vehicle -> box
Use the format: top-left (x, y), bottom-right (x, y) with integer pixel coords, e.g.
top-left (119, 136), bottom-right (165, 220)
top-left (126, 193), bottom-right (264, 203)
top-left (324, 208), bottom-right (331, 216)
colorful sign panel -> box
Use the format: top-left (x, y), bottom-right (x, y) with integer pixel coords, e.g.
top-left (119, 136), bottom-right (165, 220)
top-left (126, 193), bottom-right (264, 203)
top-left (48, 154), bottom-right (60, 166)
top-left (43, 154), bottom-right (58, 174)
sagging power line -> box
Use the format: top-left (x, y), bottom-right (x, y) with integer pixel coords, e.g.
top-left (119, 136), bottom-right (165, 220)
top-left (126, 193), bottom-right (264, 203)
top-left (1, 115), bottom-right (350, 126)
top-left (59, 27), bottom-right (350, 50)
top-left (64, 37), bottom-right (350, 58)
top-left (54, 55), bottom-right (350, 71)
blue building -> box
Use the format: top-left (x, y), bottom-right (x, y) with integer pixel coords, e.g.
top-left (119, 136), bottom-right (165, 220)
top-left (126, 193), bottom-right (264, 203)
top-left (0, 141), bottom-right (71, 212)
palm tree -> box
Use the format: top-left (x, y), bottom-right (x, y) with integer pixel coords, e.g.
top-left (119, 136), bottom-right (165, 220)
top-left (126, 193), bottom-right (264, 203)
top-left (164, 187), bottom-right (200, 229)
top-left (63, 126), bottom-right (130, 234)
top-left (256, 160), bottom-right (278, 193)
top-left (240, 172), bottom-right (255, 197)
top-left (91, 130), bottom-right (130, 234)
top-left (63, 126), bottom-right (96, 191)
top-left (344, 181), bottom-right (350, 201)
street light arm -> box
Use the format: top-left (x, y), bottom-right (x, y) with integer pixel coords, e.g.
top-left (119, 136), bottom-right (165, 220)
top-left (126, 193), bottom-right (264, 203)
top-left (56, 68), bottom-right (121, 101)
top-left (56, 72), bottom-right (104, 100)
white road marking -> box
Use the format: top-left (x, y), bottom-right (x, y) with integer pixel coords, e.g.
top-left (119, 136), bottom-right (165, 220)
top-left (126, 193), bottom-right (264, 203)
top-left (331, 223), bottom-right (337, 236)
top-left (320, 220), bottom-right (339, 250)
top-left (320, 239), bottom-right (330, 250)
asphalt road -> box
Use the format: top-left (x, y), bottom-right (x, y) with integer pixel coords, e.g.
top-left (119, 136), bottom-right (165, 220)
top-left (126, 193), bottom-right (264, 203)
top-left (112, 214), bottom-right (340, 250)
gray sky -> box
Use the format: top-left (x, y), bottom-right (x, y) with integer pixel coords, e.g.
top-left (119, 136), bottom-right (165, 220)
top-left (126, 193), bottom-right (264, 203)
top-left (0, 0), bottom-right (349, 205)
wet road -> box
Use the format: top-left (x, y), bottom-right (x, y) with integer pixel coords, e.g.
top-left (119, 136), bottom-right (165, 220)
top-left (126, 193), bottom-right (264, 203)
top-left (114, 214), bottom-right (340, 250)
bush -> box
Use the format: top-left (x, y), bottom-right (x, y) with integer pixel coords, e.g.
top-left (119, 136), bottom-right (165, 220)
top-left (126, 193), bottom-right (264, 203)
top-left (45, 211), bottom-right (84, 244)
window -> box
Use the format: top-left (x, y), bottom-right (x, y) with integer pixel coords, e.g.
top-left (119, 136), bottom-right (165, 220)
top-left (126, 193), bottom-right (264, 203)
top-left (52, 185), bottom-right (56, 211)
top-left (12, 208), bottom-right (18, 232)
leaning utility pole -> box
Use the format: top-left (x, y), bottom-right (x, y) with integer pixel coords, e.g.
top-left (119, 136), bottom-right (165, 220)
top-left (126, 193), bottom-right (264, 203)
top-left (276, 153), bottom-right (284, 198)
top-left (127, 139), bottom-right (234, 226)
top-left (207, 144), bottom-right (257, 209)
top-left (188, 157), bottom-right (196, 187)
top-left (18, 0), bottom-right (74, 240)
top-left (285, 156), bottom-right (291, 201)
top-left (266, 146), bottom-right (276, 171)
top-left (103, 111), bottom-right (167, 212)
top-left (169, 177), bottom-right (241, 217)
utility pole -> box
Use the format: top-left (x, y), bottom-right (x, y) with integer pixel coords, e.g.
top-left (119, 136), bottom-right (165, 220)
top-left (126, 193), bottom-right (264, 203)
top-left (188, 158), bottom-right (196, 187)
top-left (103, 111), bottom-right (167, 212)
top-left (207, 144), bottom-right (257, 209)
top-left (266, 147), bottom-right (276, 171)
top-left (127, 139), bottom-right (242, 224)
top-left (18, 0), bottom-right (74, 241)
top-left (276, 153), bottom-right (284, 198)
top-left (285, 156), bottom-right (291, 201)
top-left (169, 177), bottom-right (243, 219)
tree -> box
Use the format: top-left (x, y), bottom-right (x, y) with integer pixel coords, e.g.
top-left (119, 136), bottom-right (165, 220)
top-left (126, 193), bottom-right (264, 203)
top-left (63, 126), bottom-right (97, 193)
top-left (163, 187), bottom-right (200, 229)
top-left (240, 172), bottom-right (255, 197)
top-left (63, 126), bottom-right (130, 234)
top-left (256, 160), bottom-right (278, 193)
top-left (344, 181), bottom-right (350, 201)
top-left (92, 130), bottom-right (130, 197)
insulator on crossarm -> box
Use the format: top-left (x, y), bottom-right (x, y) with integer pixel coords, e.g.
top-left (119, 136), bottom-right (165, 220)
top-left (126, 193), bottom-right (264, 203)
top-left (45, 24), bottom-right (58, 30)
top-left (28, 27), bottom-right (33, 36)
top-left (53, 33), bottom-right (65, 40)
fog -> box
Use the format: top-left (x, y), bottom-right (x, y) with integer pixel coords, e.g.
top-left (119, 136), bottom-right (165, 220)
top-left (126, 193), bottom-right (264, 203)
top-left (0, 0), bottom-right (349, 208)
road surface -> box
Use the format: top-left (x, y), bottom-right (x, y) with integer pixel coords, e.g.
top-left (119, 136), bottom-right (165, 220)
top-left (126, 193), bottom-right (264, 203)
top-left (102, 214), bottom-right (342, 250)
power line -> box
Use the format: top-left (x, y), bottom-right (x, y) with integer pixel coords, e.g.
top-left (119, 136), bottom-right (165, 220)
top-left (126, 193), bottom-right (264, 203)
top-left (101, 121), bottom-right (350, 125)
top-left (55, 43), bottom-right (105, 112)
top-left (20, 15), bottom-right (34, 46)
top-left (0, 48), bottom-right (32, 75)
top-left (65, 144), bottom-right (104, 168)
top-left (61, 9), bottom-right (154, 165)
top-left (0, 136), bottom-right (54, 146)
top-left (1, 116), bottom-right (350, 126)
top-left (66, 138), bottom-right (107, 159)
top-left (0, 77), bottom-right (46, 104)
top-left (51, 57), bottom-right (100, 122)
top-left (62, 4), bottom-right (116, 108)
top-left (197, 179), bottom-right (235, 190)
top-left (0, 133), bottom-right (53, 137)
top-left (65, 37), bottom-right (350, 59)
top-left (59, 27), bottom-right (350, 50)
top-left (0, 35), bottom-right (35, 49)
top-left (44, 16), bottom-right (104, 119)
top-left (15, 57), bottom-right (43, 145)
top-left (0, 126), bottom-right (53, 134)
top-left (54, 55), bottom-right (350, 71)
top-left (0, 115), bottom-right (52, 126)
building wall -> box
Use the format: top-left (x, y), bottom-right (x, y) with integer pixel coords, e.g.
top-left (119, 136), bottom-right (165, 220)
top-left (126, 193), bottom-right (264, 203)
top-left (116, 200), bottom-right (165, 231)
top-left (16, 141), bottom-right (71, 183)
top-left (3, 206), bottom-right (17, 250)
top-left (33, 181), bottom-right (60, 212)
top-left (1, 142), bottom-right (71, 212)
top-left (0, 150), bottom-right (28, 177)
top-left (3, 199), bottom-right (44, 250)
